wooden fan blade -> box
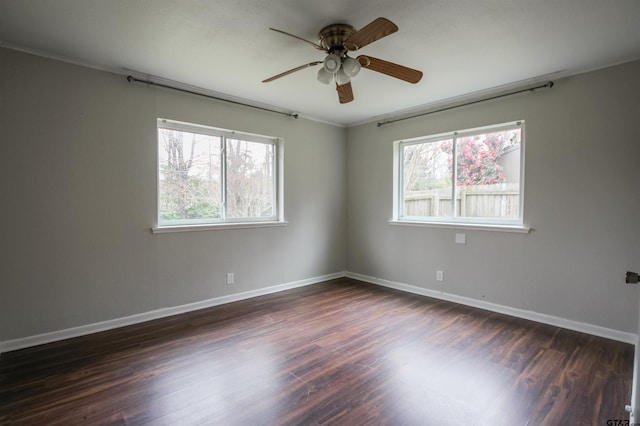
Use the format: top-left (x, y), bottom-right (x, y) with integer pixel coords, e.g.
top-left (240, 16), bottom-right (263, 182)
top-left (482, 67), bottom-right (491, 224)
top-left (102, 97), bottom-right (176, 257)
top-left (343, 17), bottom-right (398, 50)
top-left (358, 55), bottom-right (423, 84)
top-left (336, 81), bottom-right (354, 104)
top-left (269, 28), bottom-right (325, 50)
top-left (262, 61), bottom-right (323, 83)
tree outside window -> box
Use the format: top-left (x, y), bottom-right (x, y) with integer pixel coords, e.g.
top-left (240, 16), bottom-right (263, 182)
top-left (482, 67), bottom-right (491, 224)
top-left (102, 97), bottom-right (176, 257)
top-left (157, 120), bottom-right (278, 226)
top-left (398, 122), bottom-right (523, 224)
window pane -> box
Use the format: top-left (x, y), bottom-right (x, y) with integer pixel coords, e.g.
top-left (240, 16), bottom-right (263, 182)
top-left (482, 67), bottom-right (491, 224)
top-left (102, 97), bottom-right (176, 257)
top-left (226, 139), bottom-right (275, 219)
top-left (402, 139), bottom-right (453, 217)
top-left (158, 129), bottom-right (222, 222)
top-left (455, 128), bottom-right (521, 219)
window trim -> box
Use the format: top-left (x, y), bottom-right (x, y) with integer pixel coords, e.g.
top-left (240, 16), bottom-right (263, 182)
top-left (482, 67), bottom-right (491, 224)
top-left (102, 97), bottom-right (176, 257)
top-left (387, 219), bottom-right (530, 233)
top-left (151, 221), bottom-right (288, 234)
top-left (393, 120), bottom-right (526, 229)
top-left (155, 119), bottom-right (285, 232)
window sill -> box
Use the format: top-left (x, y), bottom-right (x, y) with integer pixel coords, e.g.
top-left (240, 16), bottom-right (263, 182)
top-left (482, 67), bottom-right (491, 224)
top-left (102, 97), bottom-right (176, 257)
top-left (388, 220), bottom-right (531, 234)
top-left (152, 221), bottom-right (288, 234)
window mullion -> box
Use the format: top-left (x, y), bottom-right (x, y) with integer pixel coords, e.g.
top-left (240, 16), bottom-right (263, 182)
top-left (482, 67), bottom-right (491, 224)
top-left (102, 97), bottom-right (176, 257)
top-left (273, 142), bottom-right (279, 219)
top-left (451, 133), bottom-right (458, 219)
top-left (398, 145), bottom-right (405, 219)
top-left (221, 136), bottom-right (227, 221)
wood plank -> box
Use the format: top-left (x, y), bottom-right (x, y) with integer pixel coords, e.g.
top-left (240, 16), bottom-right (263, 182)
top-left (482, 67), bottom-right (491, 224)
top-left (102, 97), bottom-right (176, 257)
top-left (0, 278), bottom-right (633, 424)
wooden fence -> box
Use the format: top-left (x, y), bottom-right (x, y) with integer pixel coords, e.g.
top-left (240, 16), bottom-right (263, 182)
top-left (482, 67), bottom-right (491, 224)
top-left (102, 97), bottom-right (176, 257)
top-left (404, 184), bottom-right (519, 218)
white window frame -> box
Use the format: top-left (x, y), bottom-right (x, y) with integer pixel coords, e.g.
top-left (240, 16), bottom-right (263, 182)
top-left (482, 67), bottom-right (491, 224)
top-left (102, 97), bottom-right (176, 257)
top-left (153, 119), bottom-right (285, 233)
top-left (392, 121), bottom-right (529, 232)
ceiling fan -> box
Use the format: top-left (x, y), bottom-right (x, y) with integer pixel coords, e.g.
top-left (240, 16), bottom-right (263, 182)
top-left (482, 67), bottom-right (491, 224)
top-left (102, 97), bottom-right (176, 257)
top-left (262, 17), bottom-right (423, 104)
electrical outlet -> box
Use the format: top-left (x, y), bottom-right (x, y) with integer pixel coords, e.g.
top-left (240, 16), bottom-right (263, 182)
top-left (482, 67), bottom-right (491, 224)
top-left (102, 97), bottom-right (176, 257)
top-left (455, 233), bottom-right (466, 244)
top-left (226, 272), bottom-right (235, 285)
top-left (436, 270), bottom-right (444, 282)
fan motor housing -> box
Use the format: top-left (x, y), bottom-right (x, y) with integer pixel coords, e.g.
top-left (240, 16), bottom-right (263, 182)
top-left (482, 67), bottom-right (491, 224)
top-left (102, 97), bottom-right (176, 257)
top-left (318, 24), bottom-right (355, 52)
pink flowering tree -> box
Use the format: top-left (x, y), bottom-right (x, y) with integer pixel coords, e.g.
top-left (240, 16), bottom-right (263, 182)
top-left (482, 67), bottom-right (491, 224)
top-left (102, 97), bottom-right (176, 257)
top-left (439, 133), bottom-right (505, 186)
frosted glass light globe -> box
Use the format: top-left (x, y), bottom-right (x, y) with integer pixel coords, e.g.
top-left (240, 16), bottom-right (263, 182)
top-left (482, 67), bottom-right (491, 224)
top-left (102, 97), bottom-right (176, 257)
top-left (317, 67), bottom-right (332, 84)
top-left (323, 54), bottom-right (341, 73)
top-left (342, 57), bottom-right (361, 77)
top-left (335, 67), bottom-right (351, 85)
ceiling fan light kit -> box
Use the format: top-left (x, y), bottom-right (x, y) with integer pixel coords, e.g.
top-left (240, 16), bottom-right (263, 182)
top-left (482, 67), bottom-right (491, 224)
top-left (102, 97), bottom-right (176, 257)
top-left (317, 53), bottom-right (361, 86)
top-left (264, 17), bottom-right (423, 104)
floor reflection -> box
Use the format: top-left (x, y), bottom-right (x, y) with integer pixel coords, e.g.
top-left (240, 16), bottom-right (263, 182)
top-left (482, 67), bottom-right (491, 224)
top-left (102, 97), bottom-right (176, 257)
top-left (149, 342), bottom-right (283, 424)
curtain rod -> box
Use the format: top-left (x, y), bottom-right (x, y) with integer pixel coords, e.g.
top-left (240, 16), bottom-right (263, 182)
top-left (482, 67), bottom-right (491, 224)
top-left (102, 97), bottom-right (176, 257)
top-left (377, 81), bottom-right (554, 127)
top-left (126, 76), bottom-right (299, 119)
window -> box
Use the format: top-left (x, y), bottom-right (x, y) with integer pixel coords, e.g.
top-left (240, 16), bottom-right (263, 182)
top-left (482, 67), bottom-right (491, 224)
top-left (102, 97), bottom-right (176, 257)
top-left (394, 121), bottom-right (524, 227)
top-left (156, 119), bottom-right (282, 229)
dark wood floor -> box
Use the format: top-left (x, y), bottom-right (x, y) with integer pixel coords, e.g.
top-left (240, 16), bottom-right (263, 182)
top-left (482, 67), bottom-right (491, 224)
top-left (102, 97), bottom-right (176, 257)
top-left (0, 278), bottom-right (634, 425)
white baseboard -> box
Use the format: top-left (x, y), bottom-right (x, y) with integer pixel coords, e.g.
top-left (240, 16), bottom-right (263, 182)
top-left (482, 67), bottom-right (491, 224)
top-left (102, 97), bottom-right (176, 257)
top-left (345, 271), bottom-right (638, 345)
top-left (0, 272), bottom-right (346, 354)
top-left (2, 270), bottom-right (636, 354)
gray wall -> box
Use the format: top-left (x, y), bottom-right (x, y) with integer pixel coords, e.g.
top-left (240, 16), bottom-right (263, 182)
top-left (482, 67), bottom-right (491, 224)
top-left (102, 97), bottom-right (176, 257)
top-left (0, 48), bottom-right (346, 341)
top-left (2, 46), bottom-right (639, 345)
top-left (346, 60), bottom-right (640, 334)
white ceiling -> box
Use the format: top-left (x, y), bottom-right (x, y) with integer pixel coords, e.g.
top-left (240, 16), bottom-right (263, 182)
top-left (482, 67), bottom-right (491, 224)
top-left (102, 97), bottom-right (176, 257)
top-left (1, 0), bottom-right (640, 126)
